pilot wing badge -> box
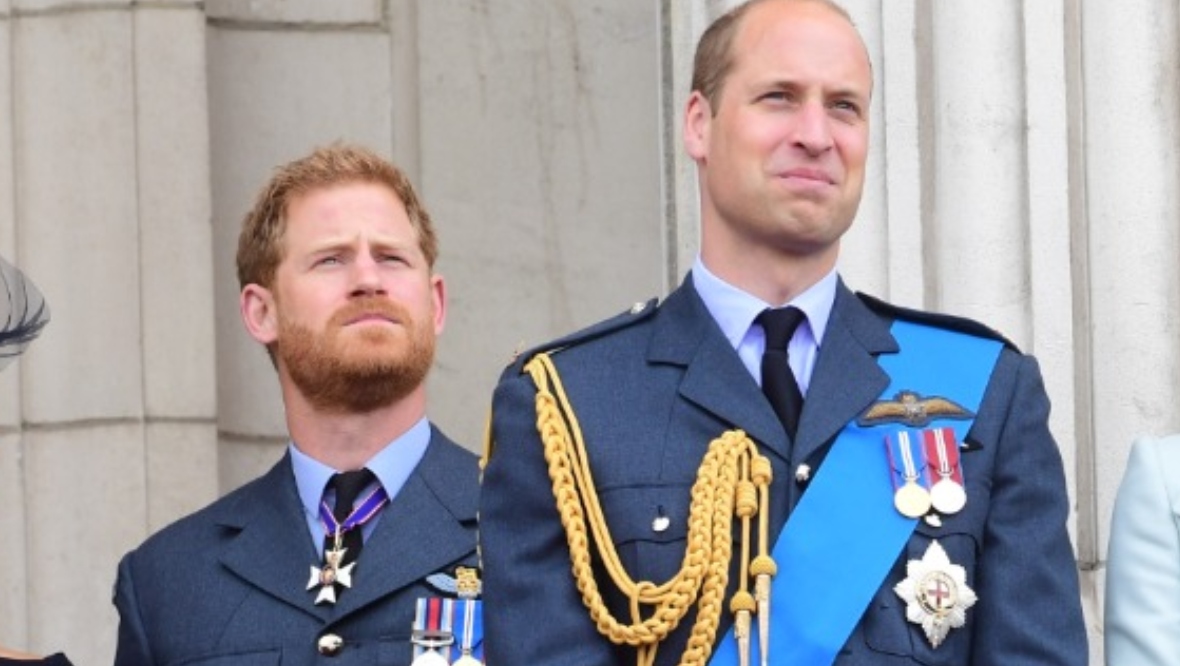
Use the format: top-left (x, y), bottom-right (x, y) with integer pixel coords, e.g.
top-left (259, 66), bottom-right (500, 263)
top-left (893, 540), bottom-right (976, 648)
top-left (860, 390), bottom-right (973, 428)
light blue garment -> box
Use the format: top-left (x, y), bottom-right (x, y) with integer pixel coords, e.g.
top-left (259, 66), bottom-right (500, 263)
top-left (1106, 434), bottom-right (1180, 665)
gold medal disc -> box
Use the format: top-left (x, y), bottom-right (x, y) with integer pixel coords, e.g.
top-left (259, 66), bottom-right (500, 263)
top-left (894, 481), bottom-right (932, 518)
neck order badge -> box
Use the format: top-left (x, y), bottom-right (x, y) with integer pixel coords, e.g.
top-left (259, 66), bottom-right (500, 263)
top-left (307, 471), bottom-right (389, 605)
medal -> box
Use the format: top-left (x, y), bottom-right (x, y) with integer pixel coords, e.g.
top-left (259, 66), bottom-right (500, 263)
top-left (412, 593), bottom-right (483, 665)
top-left (929, 478), bottom-right (966, 515)
top-left (307, 536), bottom-right (356, 605)
top-left (924, 428), bottom-right (966, 515)
top-left (887, 430), bottom-right (931, 518)
top-left (894, 481), bottom-right (931, 519)
top-left (307, 483), bottom-right (389, 605)
top-left (894, 540), bottom-right (977, 648)
top-left (411, 598), bottom-right (455, 666)
top-left (452, 598), bottom-right (481, 666)
top-left (411, 650), bottom-right (449, 666)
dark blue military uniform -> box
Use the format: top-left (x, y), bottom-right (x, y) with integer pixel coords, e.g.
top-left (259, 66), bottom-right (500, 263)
top-left (114, 429), bottom-right (478, 666)
top-left (480, 275), bottom-right (1087, 665)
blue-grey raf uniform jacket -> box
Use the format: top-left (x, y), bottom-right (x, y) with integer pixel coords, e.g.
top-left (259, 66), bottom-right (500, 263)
top-left (480, 275), bottom-right (1087, 665)
top-left (113, 427), bottom-right (479, 666)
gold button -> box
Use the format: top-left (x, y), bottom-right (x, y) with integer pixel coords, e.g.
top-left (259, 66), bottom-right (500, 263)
top-left (317, 633), bottom-right (344, 656)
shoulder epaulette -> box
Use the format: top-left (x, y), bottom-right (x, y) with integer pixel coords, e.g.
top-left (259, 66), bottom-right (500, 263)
top-left (856, 292), bottom-right (1020, 352)
top-left (505, 297), bottom-right (660, 374)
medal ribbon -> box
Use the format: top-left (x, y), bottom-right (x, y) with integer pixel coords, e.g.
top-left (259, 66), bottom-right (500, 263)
top-left (446, 599), bottom-right (484, 662)
top-left (318, 485), bottom-right (390, 539)
top-left (886, 430), bottom-right (931, 490)
top-left (412, 597), bottom-right (455, 660)
top-left (710, 319), bottom-right (1003, 666)
top-left (924, 427), bottom-right (963, 484)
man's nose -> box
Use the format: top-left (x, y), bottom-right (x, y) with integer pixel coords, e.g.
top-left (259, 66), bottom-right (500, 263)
top-left (349, 255), bottom-right (386, 296)
top-left (791, 101), bottom-right (835, 155)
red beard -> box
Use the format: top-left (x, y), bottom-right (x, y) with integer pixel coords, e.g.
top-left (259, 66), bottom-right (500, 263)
top-left (275, 296), bottom-right (436, 414)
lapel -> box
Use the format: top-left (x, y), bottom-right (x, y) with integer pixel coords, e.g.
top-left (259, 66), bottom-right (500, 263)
top-left (216, 454), bottom-right (329, 623)
top-left (214, 432), bottom-right (477, 625)
top-left (648, 276), bottom-right (898, 468)
top-left (331, 428), bottom-right (477, 618)
top-left (791, 281), bottom-right (897, 467)
top-left (648, 275), bottom-right (791, 461)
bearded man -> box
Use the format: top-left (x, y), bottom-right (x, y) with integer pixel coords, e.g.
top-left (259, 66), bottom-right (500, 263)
top-left (112, 145), bottom-right (480, 666)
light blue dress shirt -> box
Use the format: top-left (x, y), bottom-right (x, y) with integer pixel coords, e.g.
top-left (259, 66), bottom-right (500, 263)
top-left (691, 256), bottom-right (837, 395)
top-left (290, 416), bottom-right (431, 551)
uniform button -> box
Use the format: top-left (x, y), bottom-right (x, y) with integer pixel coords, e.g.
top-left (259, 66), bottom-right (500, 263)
top-left (630, 301), bottom-right (646, 315)
top-left (317, 633), bottom-right (344, 656)
top-left (652, 514), bottom-right (670, 533)
top-left (794, 464), bottom-right (811, 484)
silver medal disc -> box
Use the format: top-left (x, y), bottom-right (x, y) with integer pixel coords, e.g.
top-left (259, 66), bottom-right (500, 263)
top-left (411, 650), bottom-right (450, 666)
top-left (930, 478), bottom-right (967, 515)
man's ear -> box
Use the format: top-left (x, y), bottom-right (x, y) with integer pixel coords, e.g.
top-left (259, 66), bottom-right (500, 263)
top-left (240, 284), bottom-right (279, 345)
top-left (430, 273), bottom-right (447, 335)
top-left (683, 90), bottom-right (712, 162)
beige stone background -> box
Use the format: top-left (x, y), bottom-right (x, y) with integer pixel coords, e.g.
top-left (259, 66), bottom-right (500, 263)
top-left (1, 0), bottom-right (1175, 663)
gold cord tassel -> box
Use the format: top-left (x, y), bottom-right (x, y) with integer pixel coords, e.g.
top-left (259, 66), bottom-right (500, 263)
top-left (750, 455), bottom-right (776, 665)
top-left (523, 353), bottom-right (777, 666)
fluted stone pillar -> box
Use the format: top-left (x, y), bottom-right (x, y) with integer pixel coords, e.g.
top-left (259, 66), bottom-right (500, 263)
top-left (0, 2), bottom-right (216, 662)
top-left (1082, 0), bottom-right (1180, 654)
top-left (418, 0), bottom-right (663, 447)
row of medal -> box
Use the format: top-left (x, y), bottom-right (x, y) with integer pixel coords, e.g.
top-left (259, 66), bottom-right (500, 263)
top-left (410, 597), bottom-right (483, 666)
top-left (885, 426), bottom-right (966, 519)
top-left (886, 427), bottom-right (978, 648)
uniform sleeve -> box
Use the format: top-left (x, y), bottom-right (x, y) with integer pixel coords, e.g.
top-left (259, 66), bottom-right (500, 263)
top-left (479, 367), bottom-right (622, 666)
top-left (112, 552), bottom-right (156, 666)
top-left (1105, 437), bottom-right (1180, 665)
top-left (969, 353), bottom-right (1088, 665)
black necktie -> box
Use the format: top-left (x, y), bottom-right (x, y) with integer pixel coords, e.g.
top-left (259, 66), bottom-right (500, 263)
top-left (757, 307), bottom-right (806, 439)
top-left (324, 468), bottom-right (376, 568)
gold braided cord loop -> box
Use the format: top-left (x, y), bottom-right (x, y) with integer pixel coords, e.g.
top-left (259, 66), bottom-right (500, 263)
top-left (524, 353), bottom-right (774, 666)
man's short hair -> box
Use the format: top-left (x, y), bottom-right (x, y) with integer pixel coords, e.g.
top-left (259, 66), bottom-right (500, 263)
top-left (236, 144), bottom-right (439, 290)
top-left (690, 0), bottom-right (856, 114)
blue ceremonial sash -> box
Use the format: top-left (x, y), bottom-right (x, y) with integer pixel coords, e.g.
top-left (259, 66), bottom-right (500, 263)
top-left (710, 319), bottom-right (1003, 666)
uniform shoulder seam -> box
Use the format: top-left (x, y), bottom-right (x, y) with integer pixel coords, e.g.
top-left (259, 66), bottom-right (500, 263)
top-left (506, 297), bottom-right (660, 373)
top-left (856, 291), bottom-right (1020, 352)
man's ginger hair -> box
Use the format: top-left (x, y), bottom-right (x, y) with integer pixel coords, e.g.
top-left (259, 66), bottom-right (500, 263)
top-left (236, 144), bottom-right (439, 291)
